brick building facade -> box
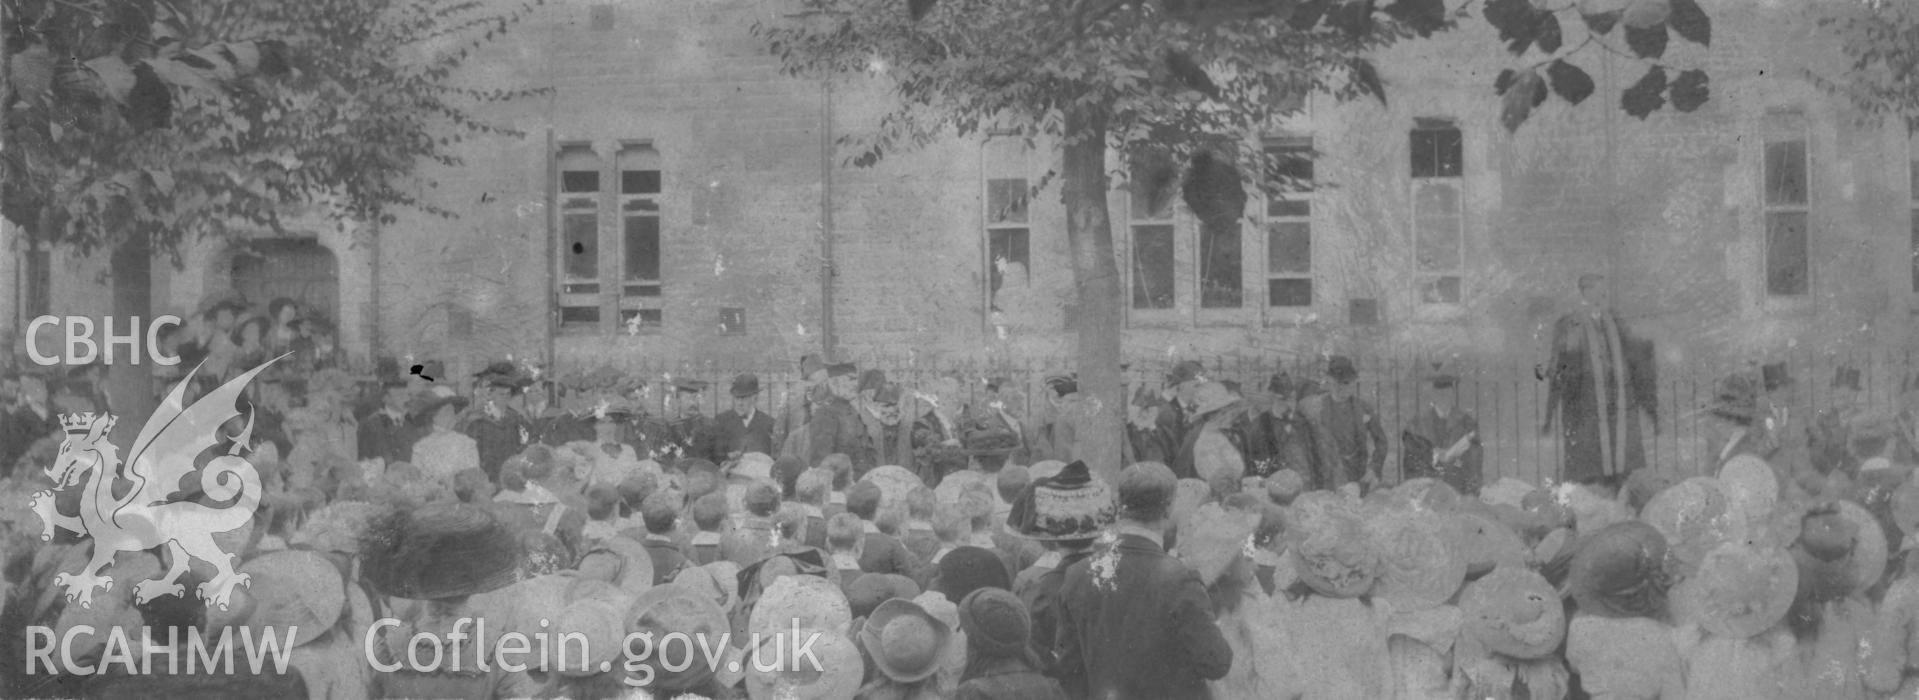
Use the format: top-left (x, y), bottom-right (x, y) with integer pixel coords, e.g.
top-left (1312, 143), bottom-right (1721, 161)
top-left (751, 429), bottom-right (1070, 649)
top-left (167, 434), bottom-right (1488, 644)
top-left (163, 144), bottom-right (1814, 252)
top-left (5, 0), bottom-right (1917, 383)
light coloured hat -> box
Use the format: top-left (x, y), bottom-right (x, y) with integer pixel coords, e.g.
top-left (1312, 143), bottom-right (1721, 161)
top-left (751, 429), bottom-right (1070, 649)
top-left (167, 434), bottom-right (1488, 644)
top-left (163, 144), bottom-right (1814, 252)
top-left (1446, 510), bottom-right (1529, 577)
top-left (1640, 477), bottom-right (1738, 578)
top-left (859, 597), bottom-right (954, 683)
top-left (289, 501), bottom-right (385, 554)
top-left (624, 583), bottom-right (730, 692)
top-left (1394, 478), bottom-right (1464, 513)
top-left (861, 465), bottom-right (924, 511)
top-left (733, 452), bottom-right (775, 482)
top-left (1479, 477), bottom-right (1537, 509)
top-left (1459, 564), bottom-right (1566, 660)
top-left (749, 574), bottom-right (852, 640)
top-left (1172, 478), bottom-right (1214, 528)
top-left (1028, 459), bottom-right (1067, 482)
top-left (1175, 504), bottom-right (1260, 586)
top-left (934, 468), bottom-right (989, 506)
top-left (1669, 542), bottom-right (1796, 639)
top-left (578, 535), bottom-right (655, 598)
top-left (1289, 507), bottom-right (1380, 598)
top-left (1368, 509), bottom-right (1467, 610)
top-left (218, 550), bottom-right (348, 649)
top-left (1717, 455), bottom-right (1779, 531)
top-left (745, 627), bottom-right (863, 700)
top-left (551, 580), bottom-right (630, 677)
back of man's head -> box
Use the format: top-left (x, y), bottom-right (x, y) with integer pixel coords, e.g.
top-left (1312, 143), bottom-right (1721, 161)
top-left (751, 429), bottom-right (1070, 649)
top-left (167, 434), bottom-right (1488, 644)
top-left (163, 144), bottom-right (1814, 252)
top-left (845, 481), bottom-right (883, 521)
top-left (826, 513), bottom-right (864, 552)
top-left (1117, 461), bottom-right (1178, 525)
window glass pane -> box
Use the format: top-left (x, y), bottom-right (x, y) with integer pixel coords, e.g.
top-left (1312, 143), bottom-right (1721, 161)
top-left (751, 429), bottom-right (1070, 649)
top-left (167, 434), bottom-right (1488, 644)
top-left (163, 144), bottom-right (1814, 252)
top-left (1416, 217), bottom-right (1463, 272)
top-left (624, 215), bottom-right (660, 281)
top-left (560, 306), bottom-right (600, 325)
top-left (1766, 211), bottom-right (1809, 296)
top-left (1411, 127), bottom-right (1463, 178)
top-left (1264, 142), bottom-right (1314, 193)
top-left (1764, 140), bottom-right (1808, 206)
top-left (623, 284), bottom-right (661, 297)
top-left (1415, 180), bottom-right (1460, 214)
top-left (1268, 199), bottom-right (1310, 218)
top-left (719, 307), bottom-right (746, 335)
top-left (988, 179), bottom-right (1029, 224)
top-left (621, 308), bottom-right (663, 331)
top-left (1268, 279), bottom-right (1312, 307)
top-left (1420, 276), bottom-right (1462, 303)
top-left (563, 213), bottom-right (598, 279)
top-left (988, 228), bottom-right (1030, 300)
top-left (562, 171), bottom-right (599, 193)
top-left (1267, 222), bottom-right (1311, 274)
top-left (623, 199), bottom-right (659, 213)
top-left (1132, 225), bottom-right (1175, 309)
top-left (622, 170), bottom-right (661, 195)
top-left (1130, 159), bottom-right (1177, 220)
top-left (1200, 218), bottom-right (1242, 308)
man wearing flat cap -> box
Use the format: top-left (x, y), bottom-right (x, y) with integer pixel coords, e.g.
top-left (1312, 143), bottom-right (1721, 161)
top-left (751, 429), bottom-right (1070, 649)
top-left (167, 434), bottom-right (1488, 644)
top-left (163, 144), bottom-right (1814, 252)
top-left (809, 362), bottom-right (874, 472)
top-left (1303, 355), bottom-right (1388, 491)
top-left (712, 373), bottom-right (777, 462)
top-left (665, 377), bottom-right (719, 464)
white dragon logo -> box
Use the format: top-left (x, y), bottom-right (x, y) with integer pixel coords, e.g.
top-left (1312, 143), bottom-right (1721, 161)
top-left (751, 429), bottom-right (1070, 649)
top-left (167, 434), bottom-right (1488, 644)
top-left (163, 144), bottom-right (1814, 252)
top-left (28, 355), bottom-right (285, 610)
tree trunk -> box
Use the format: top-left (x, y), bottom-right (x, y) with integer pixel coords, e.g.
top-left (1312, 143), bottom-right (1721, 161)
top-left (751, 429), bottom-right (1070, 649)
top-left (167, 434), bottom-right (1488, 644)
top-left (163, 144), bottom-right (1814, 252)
top-left (1060, 106), bottom-right (1125, 483)
top-left (109, 239), bottom-right (154, 437)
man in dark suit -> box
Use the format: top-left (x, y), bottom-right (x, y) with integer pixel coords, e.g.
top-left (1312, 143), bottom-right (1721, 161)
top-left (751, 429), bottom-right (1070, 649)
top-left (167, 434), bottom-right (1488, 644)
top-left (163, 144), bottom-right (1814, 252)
top-left (808, 363), bottom-right (872, 470)
top-left (460, 362), bottom-right (532, 483)
top-left (356, 377), bottom-right (419, 465)
top-left (712, 373), bottom-right (776, 461)
top-left (1056, 462), bottom-right (1232, 699)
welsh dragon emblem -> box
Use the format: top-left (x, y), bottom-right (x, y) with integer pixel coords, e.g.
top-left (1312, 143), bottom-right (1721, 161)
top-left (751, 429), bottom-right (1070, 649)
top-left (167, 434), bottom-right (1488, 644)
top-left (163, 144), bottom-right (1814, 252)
top-left (28, 355), bottom-right (285, 610)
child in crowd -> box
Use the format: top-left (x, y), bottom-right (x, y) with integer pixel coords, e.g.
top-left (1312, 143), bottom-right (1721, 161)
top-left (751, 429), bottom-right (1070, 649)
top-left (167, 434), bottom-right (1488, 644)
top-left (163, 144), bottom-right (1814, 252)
top-left (903, 486), bottom-right (940, 563)
top-left (796, 467), bottom-right (834, 550)
top-left (827, 512), bottom-right (867, 595)
top-left (582, 485), bottom-right (623, 544)
top-left (847, 481), bottom-right (918, 576)
top-left (722, 482), bottom-right (782, 566)
top-left (636, 490), bottom-right (688, 585)
top-left (687, 492), bottom-right (729, 566)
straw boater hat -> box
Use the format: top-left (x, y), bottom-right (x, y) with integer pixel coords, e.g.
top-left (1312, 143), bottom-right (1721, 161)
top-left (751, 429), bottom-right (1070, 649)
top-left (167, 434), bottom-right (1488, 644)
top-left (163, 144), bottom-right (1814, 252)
top-left (1566, 521), bottom-right (1672, 619)
top-left (1639, 477), bottom-right (1738, 578)
top-left (1367, 508), bottom-right (1467, 610)
top-left (859, 598), bottom-right (955, 683)
top-left (360, 503), bottom-right (529, 600)
top-left (624, 584), bottom-right (731, 692)
top-left (1447, 510), bottom-right (1529, 577)
top-left (1175, 504), bottom-right (1261, 586)
top-left (210, 550), bottom-right (348, 649)
top-left (1669, 542), bottom-right (1797, 639)
top-left (1459, 564), bottom-right (1566, 660)
top-left (750, 574), bottom-right (852, 640)
top-left (1009, 460), bottom-right (1116, 541)
top-left (745, 628), bottom-right (863, 700)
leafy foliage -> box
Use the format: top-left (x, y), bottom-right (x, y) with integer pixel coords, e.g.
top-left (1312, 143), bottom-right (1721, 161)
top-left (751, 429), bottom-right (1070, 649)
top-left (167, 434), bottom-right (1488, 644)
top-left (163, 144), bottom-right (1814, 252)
top-left (1, 0), bottom-right (549, 258)
top-left (1482, 0), bottom-right (1711, 131)
top-left (1809, 1), bottom-right (1919, 131)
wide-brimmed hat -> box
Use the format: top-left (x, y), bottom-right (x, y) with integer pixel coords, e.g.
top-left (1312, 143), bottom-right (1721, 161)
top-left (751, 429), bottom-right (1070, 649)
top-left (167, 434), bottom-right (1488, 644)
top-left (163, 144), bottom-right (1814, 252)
top-left (745, 628), bottom-right (863, 700)
top-left (1792, 499), bottom-right (1888, 597)
top-left (1640, 477), bottom-right (1738, 578)
top-left (545, 578), bottom-right (630, 677)
top-left (750, 574), bottom-right (852, 640)
top-left (1367, 509), bottom-right (1467, 610)
top-left (859, 598), bottom-right (954, 683)
top-left (1176, 503), bottom-right (1261, 586)
top-left (216, 551), bottom-right (346, 648)
top-left (846, 573), bottom-right (921, 620)
top-left (963, 426), bottom-right (1021, 456)
top-left (624, 584), bottom-right (731, 691)
top-left (405, 388), bottom-right (469, 419)
top-left (1566, 521), bottom-right (1671, 619)
top-left (1189, 380), bottom-right (1238, 417)
top-left (1010, 460), bottom-right (1116, 541)
top-left (290, 501), bottom-right (385, 555)
top-left (670, 563), bottom-right (736, 614)
top-left (1327, 355), bottom-right (1359, 383)
top-left (1669, 542), bottom-right (1797, 639)
top-left (730, 373), bottom-right (762, 398)
top-left (935, 546), bottom-right (1011, 602)
top-left (1288, 506), bottom-right (1380, 598)
top-left (1459, 565), bottom-right (1566, 659)
top-left (1166, 360), bottom-right (1206, 386)
top-left (1447, 510), bottom-right (1529, 577)
top-left (360, 503), bottom-right (529, 600)
top-left (474, 361), bottom-right (529, 388)
top-left (1717, 455), bottom-right (1779, 533)
top-left (860, 465), bottom-right (924, 511)
top-left (1393, 478), bottom-right (1463, 514)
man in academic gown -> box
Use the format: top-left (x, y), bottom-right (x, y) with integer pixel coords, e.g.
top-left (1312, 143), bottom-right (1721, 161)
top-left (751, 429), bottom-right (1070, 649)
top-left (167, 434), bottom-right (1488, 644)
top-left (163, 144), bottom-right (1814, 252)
top-left (1543, 273), bottom-right (1659, 488)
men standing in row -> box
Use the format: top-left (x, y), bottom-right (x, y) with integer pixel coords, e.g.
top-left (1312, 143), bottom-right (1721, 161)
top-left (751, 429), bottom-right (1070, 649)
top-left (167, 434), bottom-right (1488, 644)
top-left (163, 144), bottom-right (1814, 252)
top-left (1543, 273), bottom-right (1658, 488)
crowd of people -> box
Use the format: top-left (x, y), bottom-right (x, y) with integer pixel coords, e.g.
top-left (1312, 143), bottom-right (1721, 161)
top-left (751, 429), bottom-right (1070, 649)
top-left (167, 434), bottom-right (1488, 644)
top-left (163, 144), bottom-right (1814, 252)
top-left (1, 291), bottom-right (1918, 698)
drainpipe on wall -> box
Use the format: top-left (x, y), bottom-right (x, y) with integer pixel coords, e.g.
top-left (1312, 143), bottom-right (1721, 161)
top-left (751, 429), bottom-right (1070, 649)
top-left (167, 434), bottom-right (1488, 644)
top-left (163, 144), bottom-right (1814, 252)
top-left (545, 127), bottom-right (558, 374)
top-left (820, 80), bottom-right (838, 363)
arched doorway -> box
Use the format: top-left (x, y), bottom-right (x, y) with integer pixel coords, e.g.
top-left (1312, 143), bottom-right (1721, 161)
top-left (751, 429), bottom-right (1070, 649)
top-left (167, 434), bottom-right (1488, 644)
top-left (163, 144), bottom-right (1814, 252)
top-left (229, 238), bottom-right (340, 326)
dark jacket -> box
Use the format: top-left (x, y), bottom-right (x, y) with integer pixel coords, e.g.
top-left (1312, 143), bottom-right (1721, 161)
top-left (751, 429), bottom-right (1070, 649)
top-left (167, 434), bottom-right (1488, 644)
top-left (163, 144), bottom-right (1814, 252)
top-left (633, 535), bottom-right (689, 586)
top-left (857, 530), bottom-right (919, 577)
top-left (1055, 534), bottom-right (1233, 700)
top-left (956, 658), bottom-right (1069, 700)
top-left (712, 409), bottom-right (777, 461)
top-left (459, 409), bottom-right (529, 482)
top-left (355, 409), bottom-right (419, 465)
top-left (1016, 549), bottom-right (1093, 672)
top-left (808, 397), bottom-right (872, 470)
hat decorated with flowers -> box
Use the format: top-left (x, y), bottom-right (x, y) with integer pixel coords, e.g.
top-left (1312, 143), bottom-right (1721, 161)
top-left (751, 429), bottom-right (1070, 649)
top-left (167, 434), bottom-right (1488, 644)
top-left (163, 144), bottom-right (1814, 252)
top-left (1288, 504), bottom-right (1380, 598)
top-left (1459, 564), bottom-right (1566, 659)
top-left (1009, 460), bottom-right (1117, 541)
top-left (1368, 508), bottom-right (1467, 610)
top-left (1669, 541), bottom-right (1797, 639)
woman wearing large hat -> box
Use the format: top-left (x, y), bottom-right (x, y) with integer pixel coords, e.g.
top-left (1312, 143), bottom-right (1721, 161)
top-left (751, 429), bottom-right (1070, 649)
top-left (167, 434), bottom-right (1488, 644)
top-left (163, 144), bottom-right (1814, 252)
top-left (857, 596), bottom-right (959, 698)
top-left (1563, 521), bottom-right (1686, 700)
top-left (1672, 541), bottom-right (1801, 700)
top-left (1785, 499), bottom-right (1886, 699)
top-left (1005, 460), bottom-right (1112, 671)
top-left (624, 582), bottom-right (733, 695)
top-left (406, 386), bottom-right (478, 490)
top-left (1454, 565), bottom-right (1569, 700)
top-left (360, 503), bottom-right (533, 699)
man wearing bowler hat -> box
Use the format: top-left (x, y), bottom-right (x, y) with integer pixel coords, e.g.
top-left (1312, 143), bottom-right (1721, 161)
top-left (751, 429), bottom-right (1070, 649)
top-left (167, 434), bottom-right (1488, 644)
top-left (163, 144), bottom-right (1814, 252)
top-left (712, 373), bottom-right (776, 462)
top-left (1304, 355), bottom-right (1388, 491)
